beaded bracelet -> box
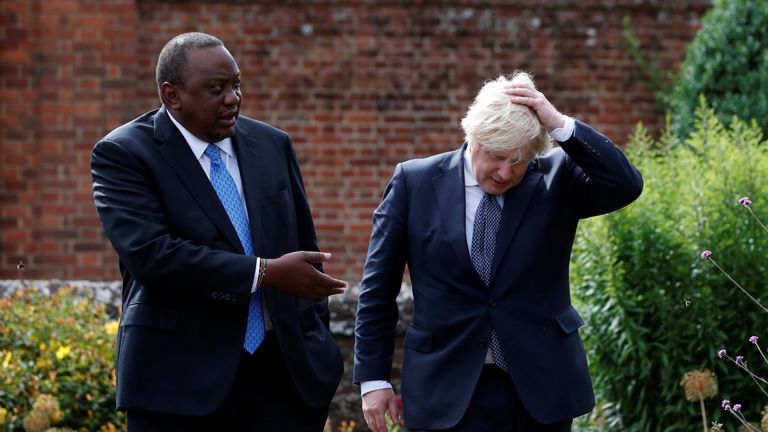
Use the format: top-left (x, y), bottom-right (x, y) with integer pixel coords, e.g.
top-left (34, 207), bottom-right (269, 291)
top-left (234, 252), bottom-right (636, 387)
top-left (256, 258), bottom-right (268, 288)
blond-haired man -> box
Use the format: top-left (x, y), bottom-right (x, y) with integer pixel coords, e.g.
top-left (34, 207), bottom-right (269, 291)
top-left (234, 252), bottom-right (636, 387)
top-left (354, 73), bottom-right (643, 431)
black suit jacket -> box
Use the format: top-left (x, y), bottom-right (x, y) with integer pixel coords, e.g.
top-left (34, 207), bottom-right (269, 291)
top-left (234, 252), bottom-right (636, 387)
top-left (354, 121), bottom-right (643, 428)
top-left (91, 107), bottom-right (342, 415)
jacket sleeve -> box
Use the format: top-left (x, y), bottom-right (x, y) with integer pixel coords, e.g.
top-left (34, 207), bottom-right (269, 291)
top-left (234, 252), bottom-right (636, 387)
top-left (91, 138), bottom-right (256, 302)
top-left (353, 163), bottom-right (409, 384)
top-left (558, 119), bottom-right (644, 219)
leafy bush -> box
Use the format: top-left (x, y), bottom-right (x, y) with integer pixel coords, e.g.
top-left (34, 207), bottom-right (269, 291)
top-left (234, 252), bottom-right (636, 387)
top-left (0, 288), bottom-right (125, 431)
top-left (668, 0), bottom-right (768, 138)
top-left (571, 102), bottom-right (768, 431)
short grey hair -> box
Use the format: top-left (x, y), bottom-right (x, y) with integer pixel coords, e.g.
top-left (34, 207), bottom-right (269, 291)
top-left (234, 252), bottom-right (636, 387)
top-left (461, 72), bottom-right (551, 157)
top-left (155, 32), bottom-right (224, 97)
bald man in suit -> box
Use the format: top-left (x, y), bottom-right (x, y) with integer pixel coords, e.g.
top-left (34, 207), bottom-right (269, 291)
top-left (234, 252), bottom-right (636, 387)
top-left (92, 32), bottom-right (345, 431)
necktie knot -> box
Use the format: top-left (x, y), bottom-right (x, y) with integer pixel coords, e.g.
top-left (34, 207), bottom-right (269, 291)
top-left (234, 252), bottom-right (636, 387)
top-left (204, 144), bottom-right (223, 165)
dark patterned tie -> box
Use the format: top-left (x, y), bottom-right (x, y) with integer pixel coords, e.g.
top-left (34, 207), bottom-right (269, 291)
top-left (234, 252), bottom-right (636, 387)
top-left (470, 193), bottom-right (508, 371)
top-left (205, 144), bottom-right (265, 354)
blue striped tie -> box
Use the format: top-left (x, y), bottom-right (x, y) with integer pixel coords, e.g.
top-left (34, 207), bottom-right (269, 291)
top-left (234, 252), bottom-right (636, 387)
top-left (205, 144), bottom-right (265, 354)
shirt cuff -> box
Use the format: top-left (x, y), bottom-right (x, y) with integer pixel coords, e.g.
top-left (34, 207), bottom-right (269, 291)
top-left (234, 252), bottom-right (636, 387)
top-left (250, 257), bottom-right (261, 293)
top-left (361, 380), bottom-right (393, 396)
top-left (549, 116), bottom-right (575, 142)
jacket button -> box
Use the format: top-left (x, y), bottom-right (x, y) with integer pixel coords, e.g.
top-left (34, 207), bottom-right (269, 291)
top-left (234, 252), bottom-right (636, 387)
top-left (479, 342), bottom-right (487, 349)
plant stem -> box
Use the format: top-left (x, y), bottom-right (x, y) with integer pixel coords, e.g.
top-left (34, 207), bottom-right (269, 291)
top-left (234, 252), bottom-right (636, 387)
top-left (748, 373), bottom-right (768, 399)
top-left (756, 344), bottom-right (768, 367)
top-left (699, 397), bottom-right (708, 432)
top-left (729, 409), bottom-right (761, 431)
top-left (707, 257), bottom-right (768, 314)
top-left (746, 207), bottom-right (768, 235)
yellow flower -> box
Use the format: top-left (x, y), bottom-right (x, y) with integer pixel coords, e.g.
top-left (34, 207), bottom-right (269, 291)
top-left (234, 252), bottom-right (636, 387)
top-left (2, 351), bottom-right (11, 368)
top-left (55, 345), bottom-right (71, 360)
top-left (104, 321), bottom-right (119, 336)
top-left (0, 406), bottom-right (8, 425)
top-left (39, 343), bottom-right (46, 351)
top-left (680, 369), bottom-right (718, 401)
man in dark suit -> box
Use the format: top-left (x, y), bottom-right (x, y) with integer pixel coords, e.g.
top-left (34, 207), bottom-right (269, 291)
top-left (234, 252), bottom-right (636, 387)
top-left (354, 73), bottom-right (643, 431)
top-left (91, 32), bottom-right (346, 431)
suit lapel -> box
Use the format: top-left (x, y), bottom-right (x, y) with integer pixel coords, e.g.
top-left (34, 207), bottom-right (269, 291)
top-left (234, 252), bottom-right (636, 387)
top-left (153, 107), bottom-right (245, 254)
top-left (432, 145), bottom-right (474, 270)
top-left (231, 121), bottom-right (266, 256)
top-left (489, 166), bottom-right (542, 281)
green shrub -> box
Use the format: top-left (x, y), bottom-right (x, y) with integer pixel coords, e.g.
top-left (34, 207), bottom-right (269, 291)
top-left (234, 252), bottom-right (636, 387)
top-left (668, 0), bottom-right (768, 138)
top-left (571, 102), bottom-right (768, 431)
top-left (0, 288), bottom-right (125, 431)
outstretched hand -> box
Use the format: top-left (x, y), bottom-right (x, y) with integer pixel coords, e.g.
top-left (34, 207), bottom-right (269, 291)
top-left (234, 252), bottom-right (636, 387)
top-left (264, 251), bottom-right (346, 299)
top-left (362, 388), bottom-right (404, 432)
top-left (504, 83), bottom-right (566, 132)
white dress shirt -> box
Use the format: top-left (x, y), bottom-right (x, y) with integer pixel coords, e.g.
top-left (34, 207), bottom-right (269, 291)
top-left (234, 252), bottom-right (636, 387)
top-left (167, 111), bottom-right (272, 330)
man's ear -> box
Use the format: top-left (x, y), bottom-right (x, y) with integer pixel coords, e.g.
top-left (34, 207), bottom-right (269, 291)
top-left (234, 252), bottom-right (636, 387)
top-left (160, 82), bottom-right (181, 110)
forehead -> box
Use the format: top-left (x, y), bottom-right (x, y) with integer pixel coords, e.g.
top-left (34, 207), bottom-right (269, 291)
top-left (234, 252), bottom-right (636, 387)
top-left (183, 46), bottom-right (240, 81)
top-left (479, 145), bottom-right (533, 161)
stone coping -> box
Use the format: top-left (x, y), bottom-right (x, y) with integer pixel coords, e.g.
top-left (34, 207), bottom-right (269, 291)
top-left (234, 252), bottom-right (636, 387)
top-left (0, 279), bottom-right (413, 337)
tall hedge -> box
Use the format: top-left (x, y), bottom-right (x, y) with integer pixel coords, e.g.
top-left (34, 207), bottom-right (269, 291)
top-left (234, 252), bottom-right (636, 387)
top-left (572, 103), bottom-right (768, 431)
top-left (668, 0), bottom-right (768, 138)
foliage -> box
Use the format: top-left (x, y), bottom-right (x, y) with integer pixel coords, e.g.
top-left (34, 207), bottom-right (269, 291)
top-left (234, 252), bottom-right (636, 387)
top-left (668, 0), bottom-right (768, 138)
top-left (621, 15), bottom-right (673, 110)
top-left (0, 288), bottom-right (125, 431)
top-left (571, 101), bottom-right (768, 431)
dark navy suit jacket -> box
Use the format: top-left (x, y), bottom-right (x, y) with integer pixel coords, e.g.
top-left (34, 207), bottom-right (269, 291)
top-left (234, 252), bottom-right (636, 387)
top-left (354, 120), bottom-right (643, 428)
top-left (91, 107), bottom-right (342, 415)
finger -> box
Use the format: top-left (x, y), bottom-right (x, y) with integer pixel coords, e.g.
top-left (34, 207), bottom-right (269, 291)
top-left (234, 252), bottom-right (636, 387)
top-left (387, 396), bottom-right (404, 426)
top-left (319, 273), bottom-right (348, 289)
top-left (302, 251), bottom-right (332, 263)
top-left (367, 412), bottom-right (386, 432)
top-left (504, 85), bottom-right (536, 96)
top-left (504, 82), bottom-right (535, 91)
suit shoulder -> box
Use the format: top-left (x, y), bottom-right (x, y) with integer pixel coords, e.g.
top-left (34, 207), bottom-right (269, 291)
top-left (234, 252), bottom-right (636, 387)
top-left (400, 149), bottom-right (456, 174)
top-left (97, 108), bottom-right (160, 151)
top-left (237, 116), bottom-right (289, 141)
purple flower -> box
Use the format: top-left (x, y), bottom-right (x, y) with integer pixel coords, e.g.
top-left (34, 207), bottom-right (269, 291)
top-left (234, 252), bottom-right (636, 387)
top-left (749, 335), bottom-right (759, 345)
top-left (733, 403), bottom-right (742, 412)
top-left (701, 250), bottom-right (712, 259)
top-left (718, 349), bottom-right (727, 358)
top-left (735, 355), bottom-right (744, 365)
top-left (722, 399), bottom-right (731, 410)
top-left (739, 197), bottom-right (752, 207)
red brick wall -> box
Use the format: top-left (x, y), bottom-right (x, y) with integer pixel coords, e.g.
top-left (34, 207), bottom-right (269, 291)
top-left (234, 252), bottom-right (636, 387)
top-left (1, 0), bottom-right (711, 281)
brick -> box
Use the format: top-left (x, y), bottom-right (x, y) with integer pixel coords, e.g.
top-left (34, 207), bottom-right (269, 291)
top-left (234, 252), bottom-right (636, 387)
top-left (0, 0), bottom-right (707, 280)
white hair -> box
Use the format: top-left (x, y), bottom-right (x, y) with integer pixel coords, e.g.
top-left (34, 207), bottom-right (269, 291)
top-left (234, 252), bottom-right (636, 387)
top-left (461, 72), bottom-right (552, 157)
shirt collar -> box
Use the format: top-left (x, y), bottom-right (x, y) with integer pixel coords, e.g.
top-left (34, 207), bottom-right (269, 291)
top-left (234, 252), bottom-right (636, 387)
top-left (463, 146), bottom-right (478, 187)
top-left (166, 109), bottom-right (235, 160)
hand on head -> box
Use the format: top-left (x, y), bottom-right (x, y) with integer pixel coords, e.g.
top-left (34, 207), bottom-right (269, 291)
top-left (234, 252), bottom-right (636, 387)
top-left (504, 83), bottom-right (566, 132)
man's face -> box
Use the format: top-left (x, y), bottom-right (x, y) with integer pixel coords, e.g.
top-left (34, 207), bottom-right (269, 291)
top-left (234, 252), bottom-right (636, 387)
top-left (470, 145), bottom-right (533, 195)
top-left (173, 46), bottom-right (241, 143)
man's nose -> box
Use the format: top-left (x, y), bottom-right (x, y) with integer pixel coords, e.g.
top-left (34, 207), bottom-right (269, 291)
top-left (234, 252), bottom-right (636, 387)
top-left (497, 164), bottom-right (513, 181)
top-left (224, 88), bottom-right (240, 106)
